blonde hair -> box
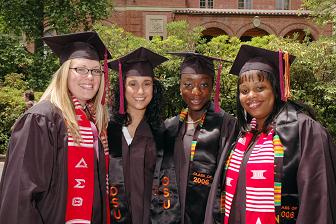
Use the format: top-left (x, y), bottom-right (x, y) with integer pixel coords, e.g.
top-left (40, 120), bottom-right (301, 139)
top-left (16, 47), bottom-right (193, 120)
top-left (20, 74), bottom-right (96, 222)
top-left (40, 59), bottom-right (109, 140)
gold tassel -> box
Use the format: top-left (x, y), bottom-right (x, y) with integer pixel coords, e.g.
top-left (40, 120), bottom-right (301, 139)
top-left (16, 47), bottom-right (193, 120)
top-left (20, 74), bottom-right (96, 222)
top-left (283, 52), bottom-right (291, 100)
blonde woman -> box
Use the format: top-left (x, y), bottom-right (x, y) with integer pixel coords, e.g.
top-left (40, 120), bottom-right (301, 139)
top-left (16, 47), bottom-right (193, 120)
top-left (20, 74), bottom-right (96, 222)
top-left (0, 32), bottom-right (112, 224)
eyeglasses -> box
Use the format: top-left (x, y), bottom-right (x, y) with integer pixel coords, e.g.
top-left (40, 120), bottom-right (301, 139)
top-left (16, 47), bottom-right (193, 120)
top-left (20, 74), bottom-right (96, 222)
top-left (70, 67), bottom-right (103, 76)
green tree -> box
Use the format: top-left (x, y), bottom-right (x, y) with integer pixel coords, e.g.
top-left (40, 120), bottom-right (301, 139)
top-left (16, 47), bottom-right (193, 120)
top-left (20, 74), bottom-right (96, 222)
top-left (302, 0), bottom-right (336, 25)
top-left (0, 34), bottom-right (32, 81)
top-left (0, 0), bottom-right (113, 53)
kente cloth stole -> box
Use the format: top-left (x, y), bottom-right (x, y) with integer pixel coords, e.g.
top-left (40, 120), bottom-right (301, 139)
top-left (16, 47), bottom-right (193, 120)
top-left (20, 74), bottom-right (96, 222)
top-left (180, 108), bottom-right (221, 223)
top-left (65, 96), bottom-right (110, 224)
top-left (178, 108), bottom-right (206, 161)
top-left (223, 120), bottom-right (284, 224)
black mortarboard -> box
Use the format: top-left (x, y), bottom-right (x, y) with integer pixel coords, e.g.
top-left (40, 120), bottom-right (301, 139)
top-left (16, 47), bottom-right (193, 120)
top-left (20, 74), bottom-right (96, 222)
top-left (230, 44), bottom-right (295, 76)
top-left (170, 52), bottom-right (227, 113)
top-left (42, 31), bottom-right (112, 64)
top-left (108, 47), bottom-right (168, 114)
top-left (108, 47), bottom-right (168, 77)
top-left (169, 52), bottom-right (225, 77)
top-left (230, 44), bottom-right (296, 101)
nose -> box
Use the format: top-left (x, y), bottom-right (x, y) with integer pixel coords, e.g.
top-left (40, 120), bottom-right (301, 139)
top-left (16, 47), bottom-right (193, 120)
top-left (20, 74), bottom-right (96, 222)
top-left (87, 72), bottom-right (94, 80)
top-left (191, 86), bottom-right (201, 95)
top-left (246, 90), bottom-right (256, 99)
top-left (138, 85), bottom-right (144, 94)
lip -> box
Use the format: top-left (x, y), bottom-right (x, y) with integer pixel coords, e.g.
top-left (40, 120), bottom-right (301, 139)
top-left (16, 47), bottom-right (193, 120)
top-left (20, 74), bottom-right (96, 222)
top-left (134, 97), bottom-right (146, 101)
top-left (79, 84), bottom-right (94, 90)
top-left (247, 101), bottom-right (262, 109)
top-left (190, 98), bottom-right (202, 105)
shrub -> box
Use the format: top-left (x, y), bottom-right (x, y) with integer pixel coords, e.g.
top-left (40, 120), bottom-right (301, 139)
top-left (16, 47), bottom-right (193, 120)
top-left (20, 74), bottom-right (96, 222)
top-left (0, 87), bottom-right (25, 154)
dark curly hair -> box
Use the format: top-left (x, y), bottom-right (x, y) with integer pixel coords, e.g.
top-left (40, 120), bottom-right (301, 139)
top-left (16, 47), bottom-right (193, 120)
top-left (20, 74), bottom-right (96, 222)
top-left (111, 77), bottom-right (165, 129)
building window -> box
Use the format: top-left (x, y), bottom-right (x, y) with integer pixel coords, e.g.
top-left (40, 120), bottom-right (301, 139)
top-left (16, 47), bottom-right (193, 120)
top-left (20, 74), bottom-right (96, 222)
top-left (238, 0), bottom-right (252, 9)
top-left (276, 0), bottom-right (289, 10)
top-left (200, 0), bottom-right (213, 8)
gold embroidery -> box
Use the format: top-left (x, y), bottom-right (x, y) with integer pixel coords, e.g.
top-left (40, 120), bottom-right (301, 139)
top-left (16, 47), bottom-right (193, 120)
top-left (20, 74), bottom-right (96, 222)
top-left (162, 176), bottom-right (171, 209)
top-left (191, 172), bottom-right (213, 186)
top-left (109, 186), bottom-right (122, 220)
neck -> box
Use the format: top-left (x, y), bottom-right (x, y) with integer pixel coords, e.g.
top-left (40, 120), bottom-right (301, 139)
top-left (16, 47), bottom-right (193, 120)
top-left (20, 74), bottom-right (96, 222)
top-left (188, 109), bottom-right (205, 121)
top-left (256, 119), bottom-right (266, 131)
top-left (126, 107), bottom-right (145, 133)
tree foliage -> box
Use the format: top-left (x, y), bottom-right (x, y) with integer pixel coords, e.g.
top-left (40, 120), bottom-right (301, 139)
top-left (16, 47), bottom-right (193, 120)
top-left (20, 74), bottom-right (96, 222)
top-left (0, 0), bottom-right (113, 52)
top-left (302, 0), bottom-right (336, 25)
top-left (0, 34), bottom-right (32, 81)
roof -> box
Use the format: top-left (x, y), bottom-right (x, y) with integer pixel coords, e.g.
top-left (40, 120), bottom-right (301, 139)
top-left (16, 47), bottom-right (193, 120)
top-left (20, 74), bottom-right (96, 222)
top-left (173, 8), bottom-right (312, 16)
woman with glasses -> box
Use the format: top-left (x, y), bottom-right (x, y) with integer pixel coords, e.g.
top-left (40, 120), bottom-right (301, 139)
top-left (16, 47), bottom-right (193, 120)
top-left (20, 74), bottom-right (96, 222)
top-left (0, 31), bottom-right (112, 224)
top-left (107, 47), bottom-right (167, 224)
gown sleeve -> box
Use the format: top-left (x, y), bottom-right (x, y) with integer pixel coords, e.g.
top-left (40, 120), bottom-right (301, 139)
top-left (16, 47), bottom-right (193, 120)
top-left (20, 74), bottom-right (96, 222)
top-left (0, 112), bottom-right (55, 224)
top-left (296, 115), bottom-right (336, 224)
top-left (204, 114), bottom-right (238, 224)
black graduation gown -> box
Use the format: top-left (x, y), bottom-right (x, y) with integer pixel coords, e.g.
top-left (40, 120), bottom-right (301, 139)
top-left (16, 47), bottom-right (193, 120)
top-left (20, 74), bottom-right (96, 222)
top-left (108, 119), bottom-right (157, 224)
top-left (151, 102), bottom-right (238, 224)
top-left (0, 100), bottom-right (108, 224)
top-left (204, 102), bottom-right (336, 224)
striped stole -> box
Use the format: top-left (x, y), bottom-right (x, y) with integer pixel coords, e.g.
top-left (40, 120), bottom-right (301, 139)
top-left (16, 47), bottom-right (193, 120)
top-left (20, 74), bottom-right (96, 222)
top-left (224, 118), bottom-right (284, 224)
top-left (65, 97), bottom-right (95, 224)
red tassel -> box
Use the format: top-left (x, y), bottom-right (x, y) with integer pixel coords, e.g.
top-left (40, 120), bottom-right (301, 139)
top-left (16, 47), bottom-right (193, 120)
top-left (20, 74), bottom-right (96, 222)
top-left (214, 63), bottom-right (222, 113)
top-left (101, 50), bottom-right (109, 105)
top-left (118, 61), bottom-right (125, 114)
top-left (278, 50), bottom-right (286, 101)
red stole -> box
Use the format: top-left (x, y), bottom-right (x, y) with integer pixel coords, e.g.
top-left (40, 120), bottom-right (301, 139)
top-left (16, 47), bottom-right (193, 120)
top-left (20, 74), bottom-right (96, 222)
top-left (224, 119), bottom-right (276, 224)
top-left (65, 97), bottom-right (95, 224)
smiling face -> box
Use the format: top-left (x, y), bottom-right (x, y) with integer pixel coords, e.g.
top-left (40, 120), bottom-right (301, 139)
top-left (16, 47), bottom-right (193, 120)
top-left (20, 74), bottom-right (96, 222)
top-left (125, 76), bottom-right (153, 113)
top-left (180, 73), bottom-right (213, 116)
top-left (67, 58), bottom-right (102, 105)
top-left (239, 70), bottom-right (275, 129)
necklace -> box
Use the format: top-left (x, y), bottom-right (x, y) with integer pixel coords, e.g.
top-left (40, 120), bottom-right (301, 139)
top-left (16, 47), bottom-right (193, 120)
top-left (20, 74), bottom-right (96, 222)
top-left (186, 117), bottom-right (202, 124)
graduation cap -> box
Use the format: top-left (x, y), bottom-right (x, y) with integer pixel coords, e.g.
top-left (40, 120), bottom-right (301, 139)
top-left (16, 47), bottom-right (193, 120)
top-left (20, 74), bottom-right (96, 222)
top-left (42, 31), bottom-right (112, 105)
top-left (230, 44), bottom-right (296, 101)
top-left (42, 31), bottom-right (112, 64)
top-left (169, 52), bottom-right (228, 113)
top-left (169, 52), bottom-right (226, 77)
top-left (108, 47), bottom-right (168, 114)
top-left (108, 47), bottom-right (168, 77)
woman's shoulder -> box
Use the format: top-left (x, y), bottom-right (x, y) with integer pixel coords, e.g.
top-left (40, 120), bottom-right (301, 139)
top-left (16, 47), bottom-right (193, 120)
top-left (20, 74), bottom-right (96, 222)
top-left (21, 100), bottom-right (64, 125)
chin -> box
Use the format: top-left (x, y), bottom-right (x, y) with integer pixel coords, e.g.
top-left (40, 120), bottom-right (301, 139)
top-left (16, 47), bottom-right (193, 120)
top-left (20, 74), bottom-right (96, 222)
top-left (188, 105), bottom-right (206, 112)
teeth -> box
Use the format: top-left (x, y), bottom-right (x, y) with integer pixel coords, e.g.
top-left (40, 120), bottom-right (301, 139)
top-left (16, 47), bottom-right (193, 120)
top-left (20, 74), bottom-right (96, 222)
top-left (80, 84), bottom-right (93, 89)
top-left (135, 97), bottom-right (145, 101)
top-left (191, 99), bottom-right (201, 104)
top-left (248, 101), bottom-right (260, 108)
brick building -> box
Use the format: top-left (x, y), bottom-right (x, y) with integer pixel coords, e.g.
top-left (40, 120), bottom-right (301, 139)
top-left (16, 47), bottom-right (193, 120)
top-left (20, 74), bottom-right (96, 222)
top-left (105, 0), bottom-right (332, 41)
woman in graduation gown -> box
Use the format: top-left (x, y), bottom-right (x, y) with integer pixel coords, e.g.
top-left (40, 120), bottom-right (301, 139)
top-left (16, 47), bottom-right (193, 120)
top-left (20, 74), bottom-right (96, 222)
top-left (204, 45), bottom-right (336, 224)
top-left (151, 53), bottom-right (238, 224)
top-left (0, 32), bottom-right (112, 223)
top-left (107, 47), bottom-right (167, 224)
